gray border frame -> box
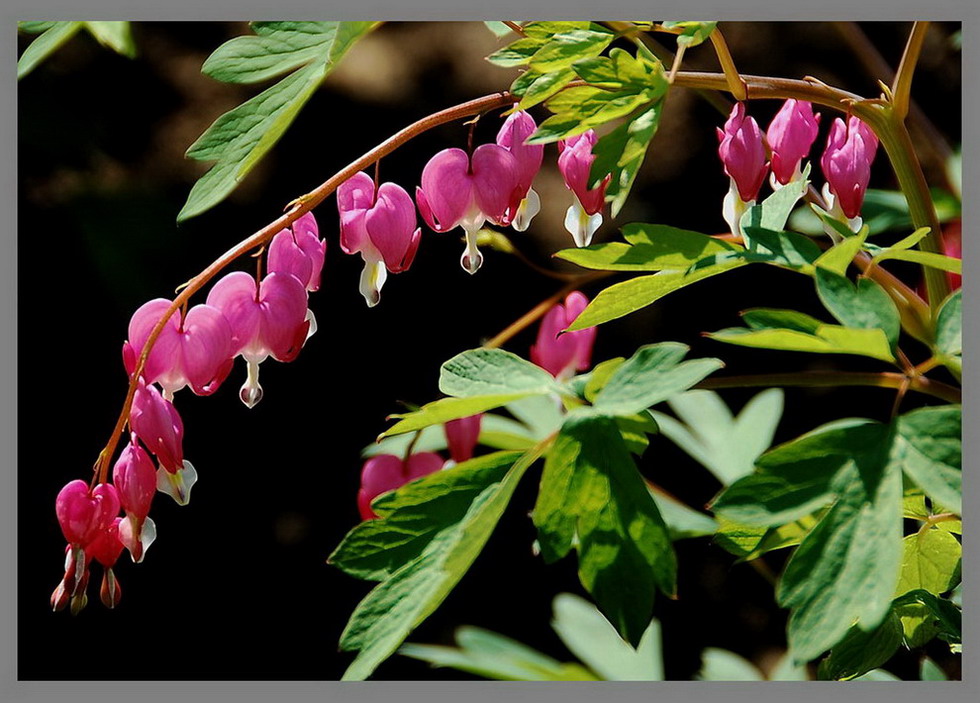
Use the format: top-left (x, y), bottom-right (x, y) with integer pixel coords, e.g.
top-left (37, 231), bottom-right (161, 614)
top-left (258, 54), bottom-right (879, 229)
top-left (2, 1), bottom-right (975, 701)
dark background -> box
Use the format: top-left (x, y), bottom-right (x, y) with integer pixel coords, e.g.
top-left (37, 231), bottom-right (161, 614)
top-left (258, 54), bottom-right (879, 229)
top-left (18, 21), bottom-right (962, 680)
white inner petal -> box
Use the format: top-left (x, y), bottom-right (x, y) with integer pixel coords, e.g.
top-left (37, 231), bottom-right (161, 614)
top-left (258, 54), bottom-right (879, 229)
top-left (358, 256), bottom-right (388, 308)
top-left (564, 200), bottom-right (602, 248)
top-left (511, 188), bottom-right (541, 232)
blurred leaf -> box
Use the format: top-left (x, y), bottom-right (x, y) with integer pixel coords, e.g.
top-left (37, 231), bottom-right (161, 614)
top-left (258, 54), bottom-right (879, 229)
top-left (566, 260), bottom-right (748, 331)
top-left (483, 21), bottom-right (516, 38)
top-left (713, 515), bottom-right (811, 561)
top-left (551, 593), bottom-right (663, 680)
top-left (651, 490), bottom-right (718, 540)
top-left (660, 21), bottom-right (718, 47)
top-left (920, 657), bottom-right (948, 681)
top-left (180, 21), bottom-right (375, 220)
top-left (400, 626), bottom-right (598, 681)
top-left (339, 443), bottom-right (549, 680)
top-left (506, 395), bottom-right (565, 440)
top-left (82, 21), bottom-right (136, 58)
top-left (789, 188), bottom-right (961, 236)
top-left (934, 289), bottom-right (962, 379)
top-left (708, 308), bottom-right (897, 363)
top-left (872, 249), bottom-right (961, 274)
top-left (556, 224), bottom-right (742, 271)
top-left (330, 451), bottom-right (523, 580)
top-left (815, 269), bottom-right (901, 349)
top-left (697, 648), bottom-right (764, 681)
top-left (532, 416), bottom-right (675, 645)
top-left (363, 414), bottom-right (536, 458)
top-left (18, 21), bottom-right (61, 33)
top-left (588, 343), bottom-right (723, 417)
top-left (892, 589), bottom-right (961, 648)
top-left (769, 652), bottom-right (811, 680)
top-left (854, 668), bottom-right (901, 681)
top-left (651, 388), bottom-right (783, 485)
top-left (17, 22), bottom-right (82, 79)
top-left (817, 611), bottom-right (903, 680)
top-left (576, 357), bottom-right (625, 401)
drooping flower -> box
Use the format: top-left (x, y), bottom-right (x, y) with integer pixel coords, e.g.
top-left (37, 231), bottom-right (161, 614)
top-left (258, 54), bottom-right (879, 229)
top-left (268, 212), bottom-right (327, 292)
top-left (445, 414), bottom-right (482, 463)
top-left (530, 291), bottom-right (597, 380)
top-left (416, 145), bottom-right (523, 274)
top-left (357, 452), bottom-right (445, 520)
top-left (766, 99), bottom-right (820, 186)
top-left (337, 172), bottom-right (422, 306)
top-left (111, 437), bottom-right (158, 562)
top-left (205, 271), bottom-right (310, 408)
top-left (820, 115), bottom-right (879, 224)
top-left (85, 517), bottom-right (125, 608)
top-left (122, 299), bottom-right (234, 398)
top-left (130, 379), bottom-right (196, 506)
top-left (55, 480), bottom-right (120, 548)
top-left (496, 109), bottom-right (544, 231)
top-left (557, 130), bottom-right (611, 247)
top-left (717, 103), bottom-right (769, 239)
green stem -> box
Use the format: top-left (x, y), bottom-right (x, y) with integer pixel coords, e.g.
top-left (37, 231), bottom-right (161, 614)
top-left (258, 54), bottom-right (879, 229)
top-left (709, 29), bottom-right (746, 101)
top-left (891, 22), bottom-right (930, 122)
top-left (697, 371), bottom-right (960, 404)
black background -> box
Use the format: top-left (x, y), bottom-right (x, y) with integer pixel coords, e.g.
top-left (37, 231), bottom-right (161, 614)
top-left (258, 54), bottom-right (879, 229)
top-left (18, 21), bottom-right (962, 680)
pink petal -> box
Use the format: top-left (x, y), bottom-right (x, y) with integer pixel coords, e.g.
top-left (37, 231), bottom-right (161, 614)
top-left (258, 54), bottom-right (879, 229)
top-left (179, 304), bottom-right (234, 395)
top-left (125, 299), bottom-right (182, 384)
top-left (206, 272), bottom-right (262, 356)
top-left (131, 380), bottom-right (185, 473)
top-left (405, 452), bottom-right (446, 480)
top-left (257, 272), bottom-right (309, 362)
top-left (496, 110), bottom-right (544, 195)
top-left (366, 182), bottom-right (420, 273)
top-left (445, 415), bottom-right (482, 463)
top-left (338, 172), bottom-right (376, 254)
top-left (112, 440), bottom-right (157, 520)
top-left (418, 148), bottom-right (474, 231)
top-left (268, 229), bottom-right (315, 289)
top-left (471, 144), bottom-right (521, 223)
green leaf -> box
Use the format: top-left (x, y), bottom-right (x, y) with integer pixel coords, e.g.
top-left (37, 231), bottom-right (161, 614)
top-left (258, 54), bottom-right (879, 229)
top-left (439, 348), bottom-right (560, 398)
top-left (814, 225), bottom-right (869, 275)
top-left (339, 442), bottom-right (549, 680)
top-left (934, 289), bottom-right (962, 378)
top-left (17, 22), bottom-right (83, 79)
top-left (551, 593), bottom-right (663, 680)
top-left (651, 490), bottom-right (718, 540)
top-left (483, 21), bottom-right (516, 39)
top-left (920, 657), bottom-right (948, 681)
top-left (590, 343), bottom-right (723, 416)
top-left (578, 357), bottom-right (625, 402)
top-left (697, 648), bottom-right (764, 681)
top-left (709, 308), bottom-right (897, 363)
top-left (791, 188), bottom-right (960, 236)
top-left (513, 68), bottom-right (578, 110)
top-left (527, 24), bottom-right (615, 73)
top-left (528, 87), bottom-right (653, 144)
top-left (713, 516), bottom-right (811, 561)
top-left (18, 21), bottom-right (61, 34)
top-left (555, 224), bottom-right (742, 271)
top-left (660, 21), bottom-right (718, 47)
top-left (775, 422), bottom-right (905, 661)
top-left (329, 452), bottom-right (524, 580)
top-left (363, 414), bottom-right (536, 458)
top-left (381, 394), bottom-right (534, 438)
top-left (566, 260), bottom-right (748, 330)
top-left (651, 388), bottom-right (783, 485)
top-left (896, 405), bottom-right (961, 514)
top-left (179, 22), bottom-right (374, 220)
top-left (817, 611), bottom-right (904, 681)
top-left (741, 168), bottom-right (809, 234)
top-left (400, 626), bottom-right (598, 681)
top-left (894, 529), bottom-right (961, 597)
top-left (854, 668), bottom-right (901, 681)
top-left (532, 416), bottom-right (676, 645)
top-left (814, 269), bottom-right (901, 349)
top-left (585, 103), bottom-right (662, 216)
top-left (486, 37), bottom-right (545, 67)
top-left (82, 21), bottom-right (136, 58)
top-left (506, 395), bottom-right (565, 440)
top-left (892, 589), bottom-right (961, 648)
top-left (873, 248), bottom-right (962, 274)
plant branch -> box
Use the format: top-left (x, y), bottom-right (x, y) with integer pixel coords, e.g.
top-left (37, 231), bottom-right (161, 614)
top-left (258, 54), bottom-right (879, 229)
top-left (709, 29), bottom-right (747, 101)
top-left (697, 371), bottom-right (960, 404)
top-left (891, 21), bottom-right (930, 122)
top-left (92, 91), bottom-right (515, 485)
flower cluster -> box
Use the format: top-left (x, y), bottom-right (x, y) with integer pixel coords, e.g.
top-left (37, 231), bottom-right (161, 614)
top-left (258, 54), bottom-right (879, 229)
top-left (716, 100), bottom-right (878, 238)
top-left (355, 292), bottom-right (597, 516)
top-left (52, 213), bottom-right (326, 613)
top-left (339, 108), bottom-right (610, 305)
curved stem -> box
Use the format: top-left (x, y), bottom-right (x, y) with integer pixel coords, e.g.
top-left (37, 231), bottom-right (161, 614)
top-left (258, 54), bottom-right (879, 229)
top-left (892, 21), bottom-right (929, 122)
top-left (696, 371), bottom-right (960, 404)
top-left (92, 91), bottom-right (515, 485)
top-left (709, 29), bottom-right (746, 101)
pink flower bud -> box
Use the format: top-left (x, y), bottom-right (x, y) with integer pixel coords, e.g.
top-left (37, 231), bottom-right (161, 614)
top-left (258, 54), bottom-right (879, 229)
top-left (530, 291), bottom-right (597, 380)
top-left (557, 131), bottom-right (611, 247)
top-left (206, 271), bottom-right (310, 408)
top-left (268, 212), bottom-right (327, 292)
top-left (416, 145), bottom-right (523, 274)
top-left (122, 299), bottom-right (235, 396)
top-left (445, 414), bottom-right (482, 463)
top-left (55, 480), bottom-right (120, 547)
top-left (717, 103), bottom-right (769, 203)
top-left (112, 438), bottom-right (157, 520)
top-left (766, 99), bottom-right (820, 185)
top-left (820, 116), bottom-right (879, 220)
top-left (86, 517), bottom-right (125, 568)
top-left (357, 453), bottom-right (445, 520)
top-left (338, 172), bottom-right (422, 306)
top-left (496, 109), bottom-right (544, 231)
top-left (131, 379), bottom-right (185, 474)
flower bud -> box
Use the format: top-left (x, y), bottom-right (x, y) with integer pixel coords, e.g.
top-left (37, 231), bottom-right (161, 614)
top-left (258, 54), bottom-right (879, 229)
top-left (717, 102), bottom-right (768, 203)
top-left (357, 453), bottom-right (445, 520)
top-left (820, 115), bottom-right (879, 220)
top-left (445, 414), bottom-right (482, 463)
top-left (767, 99), bottom-right (820, 186)
top-left (530, 291), bottom-right (597, 380)
top-left (557, 131), bottom-right (610, 247)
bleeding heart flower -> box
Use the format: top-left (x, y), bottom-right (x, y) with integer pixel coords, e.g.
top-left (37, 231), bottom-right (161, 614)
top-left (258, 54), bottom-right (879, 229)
top-left (55, 480), bottom-right (120, 548)
top-left (84, 517), bottom-right (125, 609)
top-left (717, 103), bottom-right (769, 240)
top-left (112, 437), bottom-right (158, 562)
top-left (337, 172), bottom-right (422, 307)
top-left (131, 379), bottom-right (185, 474)
top-left (268, 212), bottom-right (327, 292)
top-left (557, 131), bottom-right (611, 248)
top-left (496, 109), bottom-right (544, 231)
top-left (767, 99), bottom-right (820, 187)
top-left (820, 115), bottom-right (879, 223)
top-left (122, 299), bottom-right (234, 397)
top-left (357, 453), bottom-right (446, 520)
top-left (445, 414), bottom-right (482, 463)
top-left (416, 145), bottom-right (522, 274)
top-left (206, 271), bottom-right (310, 408)
top-left (530, 291), bottom-right (597, 380)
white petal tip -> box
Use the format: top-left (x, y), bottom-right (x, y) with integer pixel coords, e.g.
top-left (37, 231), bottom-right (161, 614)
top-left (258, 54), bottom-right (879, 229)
top-left (157, 461), bottom-right (198, 506)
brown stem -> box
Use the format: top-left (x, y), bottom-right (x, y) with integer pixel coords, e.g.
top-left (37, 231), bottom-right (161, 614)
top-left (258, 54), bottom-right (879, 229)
top-left (502, 21), bottom-right (527, 37)
top-left (697, 371), bottom-right (960, 404)
top-left (91, 91), bottom-right (515, 485)
top-left (709, 30), bottom-right (747, 101)
top-left (482, 272), bottom-right (612, 350)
